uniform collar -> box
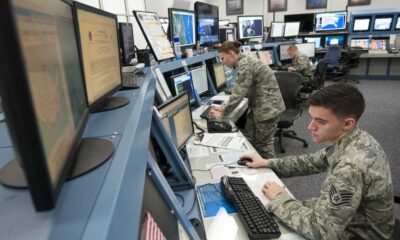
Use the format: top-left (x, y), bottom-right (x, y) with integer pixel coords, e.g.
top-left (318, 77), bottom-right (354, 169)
top-left (326, 127), bottom-right (362, 165)
top-left (335, 127), bottom-right (361, 148)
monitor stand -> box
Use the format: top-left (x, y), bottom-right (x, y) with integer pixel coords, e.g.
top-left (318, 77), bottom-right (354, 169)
top-left (91, 96), bottom-right (130, 113)
top-left (0, 137), bottom-right (114, 188)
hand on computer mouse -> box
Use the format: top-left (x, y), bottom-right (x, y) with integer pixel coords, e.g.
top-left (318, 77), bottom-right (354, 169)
top-left (237, 158), bottom-right (252, 166)
top-left (239, 154), bottom-right (270, 168)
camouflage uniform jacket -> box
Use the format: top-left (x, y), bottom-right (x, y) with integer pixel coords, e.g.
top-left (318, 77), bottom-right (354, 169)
top-left (292, 52), bottom-right (313, 80)
top-left (223, 53), bottom-right (285, 121)
top-left (267, 127), bottom-right (394, 239)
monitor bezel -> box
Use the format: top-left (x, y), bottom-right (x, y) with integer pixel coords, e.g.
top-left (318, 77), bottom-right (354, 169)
top-left (258, 49), bottom-right (275, 65)
top-left (212, 63), bottom-right (227, 91)
top-left (373, 15), bottom-right (394, 31)
top-left (168, 8), bottom-right (196, 47)
top-left (194, 1), bottom-right (220, 45)
top-left (170, 71), bottom-right (196, 103)
top-left (352, 16), bottom-right (371, 32)
top-left (0, 0), bottom-right (90, 211)
top-left (73, 2), bottom-right (124, 111)
top-left (189, 65), bottom-right (208, 95)
top-left (315, 11), bottom-right (347, 32)
top-left (270, 22), bottom-right (285, 38)
top-left (237, 15), bottom-right (264, 40)
top-left (133, 10), bottom-right (175, 62)
top-left (325, 35), bottom-right (345, 47)
top-left (284, 13), bottom-right (315, 33)
top-left (157, 92), bottom-right (195, 150)
top-left (284, 21), bottom-right (300, 37)
top-left (118, 22), bottom-right (135, 65)
top-left (296, 42), bottom-right (316, 58)
top-left (304, 37), bottom-right (322, 48)
top-left (279, 43), bottom-right (292, 61)
top-left (395, 16), bottom-right (400, 30)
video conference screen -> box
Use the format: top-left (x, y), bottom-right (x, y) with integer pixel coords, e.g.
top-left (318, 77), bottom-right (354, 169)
top-left (238, 15), bottom-right (263, 39)
top-left (315, 11), bottom-right (346, 31)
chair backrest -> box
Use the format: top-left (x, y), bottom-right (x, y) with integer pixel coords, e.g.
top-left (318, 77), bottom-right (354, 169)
top-left (338, 47), bottom-right (364, 70)
top-left (325, 45), bottom-right (342, 69)
top-left (274, 72), bottom-right (302, 110)
top-left (313, 59), bottom-right (329, 89)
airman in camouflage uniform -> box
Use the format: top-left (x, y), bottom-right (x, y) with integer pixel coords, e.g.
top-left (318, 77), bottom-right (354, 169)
top-left (211, 41), bottom-right (285, 159)
top-left (241, 83), bottom-right (394, 239)
top-left (288, 45), bottom-right (313, 83)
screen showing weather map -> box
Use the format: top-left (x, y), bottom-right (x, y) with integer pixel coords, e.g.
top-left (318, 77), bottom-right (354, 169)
top-left (238, 16), bottom-right (263, 39)
top-left (315, 12), bottom-right (346, 31)
top-left (170, 9), bottom-right (196, 46)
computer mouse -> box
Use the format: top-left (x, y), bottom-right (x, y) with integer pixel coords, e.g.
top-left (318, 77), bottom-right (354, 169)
top-left (237, 158), bottom-right (252, 166)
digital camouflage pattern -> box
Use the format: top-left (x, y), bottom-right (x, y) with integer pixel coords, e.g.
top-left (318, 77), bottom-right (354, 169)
top-left (292, 52), bottom-right (313, 82)
top-left (267, 127), bottom-right (394, 239)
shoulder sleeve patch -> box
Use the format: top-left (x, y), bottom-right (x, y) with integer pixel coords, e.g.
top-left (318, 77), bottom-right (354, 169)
top-left (328, 185), bottom-right (353, 206)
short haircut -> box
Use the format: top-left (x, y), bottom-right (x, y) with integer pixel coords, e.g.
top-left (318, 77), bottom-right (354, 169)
top-left (307, 83), bottom-right (365, 121)
top-left (218, 41), bottom-right (241, 54)
top-left (288, 44), bottom-right (298, 51)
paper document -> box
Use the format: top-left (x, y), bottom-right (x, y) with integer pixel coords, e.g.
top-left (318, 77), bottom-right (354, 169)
top-left (186, 144), bottom-right (210, 158)
top-left (197, 133), bottom-right (245, 150)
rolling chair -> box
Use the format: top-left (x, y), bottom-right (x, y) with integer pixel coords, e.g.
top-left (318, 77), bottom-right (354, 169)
top-left (312, 58), bottom-right (329, 89)
top-left (326, 47), bottom-right (364, 83)
top-left (274, 72), bottom-right (308, 153)
top-left (325, 45), bottom-right (342, 71)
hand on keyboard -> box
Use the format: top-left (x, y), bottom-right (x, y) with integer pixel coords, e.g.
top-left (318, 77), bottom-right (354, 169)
top-left (262, 181), bottom-right (287, 200)
top-left (208, 106), bottom-right (223, 119)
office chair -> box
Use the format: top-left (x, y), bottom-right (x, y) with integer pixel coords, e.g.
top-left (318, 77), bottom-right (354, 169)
top-left (327, 47), bottom-right (364, 84)
top-left (313, 58), bottom-right (329, 89)
top-left (274, 72), bottom-right (308, 153)
top-left (325, 45), bottom-right (342, 71)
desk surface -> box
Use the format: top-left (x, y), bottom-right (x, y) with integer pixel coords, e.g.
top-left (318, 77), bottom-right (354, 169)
top-left (188, 105), bottom-right (304, 240)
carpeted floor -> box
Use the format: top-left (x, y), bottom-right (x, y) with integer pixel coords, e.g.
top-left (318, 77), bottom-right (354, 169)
top-left (273, 80), bottom-right (400, 220)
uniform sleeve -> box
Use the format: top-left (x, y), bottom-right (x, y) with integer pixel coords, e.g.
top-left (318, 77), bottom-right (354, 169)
top-left (267, 164), bottom-right (363, 239)
top-left (293, 55), bottom-right (310, 72)
top-left (222, 64), bottom-right (253, 117)
top-left (269, 148), bottom-right (329, 178)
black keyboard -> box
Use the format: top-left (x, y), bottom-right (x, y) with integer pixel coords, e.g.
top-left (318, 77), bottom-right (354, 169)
top-left (122, 72), bottom-right (139, 89)
top-left (221, 176), bottom-right (281, 239)
top-left (200, 106), bottom-right (211, 120)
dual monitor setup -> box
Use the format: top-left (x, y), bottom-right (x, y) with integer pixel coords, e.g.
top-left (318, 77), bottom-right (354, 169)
top-left (0, 0), bottom-right (146, 211)
top-left (243, 49), bottom-right (276, 65)
top-left (352, 15), bottom-right (400, 32)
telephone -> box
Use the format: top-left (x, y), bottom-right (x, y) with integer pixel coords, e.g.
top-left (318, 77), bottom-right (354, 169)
top-left (207, 119), bottom-right (233, 133)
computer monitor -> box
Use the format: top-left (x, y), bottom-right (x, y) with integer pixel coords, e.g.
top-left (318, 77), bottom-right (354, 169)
top-left (133, 11), bottom-right (175, 61)
top-left (0, 0), bottom-right (96, 211)
top-left (296, 42), bottom-right (316, 58)
top-left (170, 72), bottom-right (196, 103)
top-left (284, 13), bottom-right (315, 33)
top-left (159, 17), bottom-right (169, 33)
top-left (315, 11), bottom-right (347, 31)
top-left (284, 22), bottom-right (300, 37)
top-left (74, 2), bottom-right (129, 112)
top-left (118, 22), bottom-right (135, 65)
top-left (352, 17), bottom-right (371, 32)
top-left (270, 22), bottom-right (285, 38)
top-left (244, 51), bottom-right (259, 59)
top-left (350, 39), bottom-right (369, 49)
top-left (219, 19), bottom-right (230, 26)
top-left (237, 15), bottom-right (264, 40)
top-left (258, 50), bottom-right (275, 65)
top-left (190, 65), bottom-right (208, 95)
top-left (304, 37), bottom-right (322, 48)
top-left (168, 8), bottom-right (196, 47)
top-left (370, 39), bottom-right (387, 50)
top-left (396, 16), bottom-right (400, 30)
top-left (157, 92), bottom-right (194, 150)
top-left (279, 44), bottom-right (292, 61)
top-left (374, 16), bottom-right (393, 31)
top-left (213, 63), bottom-right (227, 90)
top-left (325, 35), bottom-right (345, 47)
top-left (396, 37), bottom-right (400, 49)
top-left (194, 2), bottom-right (219, 45)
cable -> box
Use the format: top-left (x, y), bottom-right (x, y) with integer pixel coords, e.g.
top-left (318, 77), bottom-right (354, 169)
top-left (191, 161), bottom-right (238, 172)
top-left (175, 193), bottom-right (185, 208)
top-left (193, 121), bottom-right (205, 134)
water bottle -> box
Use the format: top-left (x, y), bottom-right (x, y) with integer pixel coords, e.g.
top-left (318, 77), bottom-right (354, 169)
top-left (173, 37), bottom-right (182, 60)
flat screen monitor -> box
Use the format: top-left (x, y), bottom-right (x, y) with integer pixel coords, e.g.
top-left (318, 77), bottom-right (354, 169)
top-left (396, 16), bottom-right (400, 30)
top-left (157, 92), bottom-right (194, 150)
top-left (296, 42), bottom-right (316, 58)
top-left (325, 35), bottom-right (345, 47)
top-left (133, 11), bottom-right (175, 61)
top-left (170, 72), bottom-right (196, 103)
top-left (315, 11), bottom-right (347, 31)
top-left (304, 37), bottom-right (321, 48)
top-left (279, 44), bottom-right (292, 60)
top-left (284, 22), bottom-right (300, 37)
top-left (258, 50), bottom-right (275, 65)
top-left (219, 19), bottom-right (230, 26)
top-left (194, 2), bottom-right (219, 45)
top-left (190, 65), bottom-right (208, 95)
top-left (168, 8), bottom-right (196, 47)
top-left (353, 17), bottom-right (371, 32)
top-left (237, 15), bottom-right (264, 40)
top-left (370, 39), bottom-right (387, 50)
top-left (213, 63), bottom-right (227, 90)
top-left (374, 16), bottom-right (393, 31)
top-left (118, 22), bottom-right (135, 65)
top-left (74, 2), bottom-right (130, 112)
top-left (284, 13), bottom-right (315, 33)
top-left (244, 51), bottom-right (259, 59)
top-left (396, 37), bottom-right (400, 49)
top-left (350, 39), bottom-right (369, 49)
top-left (159, 17), bottom-right (169, 33)
top-left (0, 0), bottom-right (89, 211)
top-left (270, 22), bottom-right (285, 38)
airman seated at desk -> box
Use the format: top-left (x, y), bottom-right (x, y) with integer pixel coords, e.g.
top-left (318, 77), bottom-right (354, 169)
top-left (286, 44), bottom-right (313, 85)
top-left (208, 41), bottom-right (285, 159)
top-left (240, 83), bottom-right (394, 239)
